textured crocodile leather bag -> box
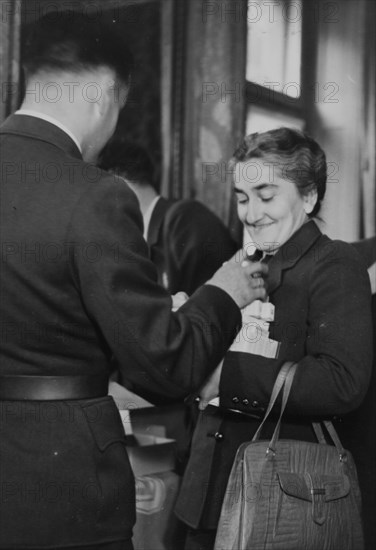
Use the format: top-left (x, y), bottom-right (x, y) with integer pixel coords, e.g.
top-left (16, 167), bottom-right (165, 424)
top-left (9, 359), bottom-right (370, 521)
top-left (214, 362), bottom-right (364, 550)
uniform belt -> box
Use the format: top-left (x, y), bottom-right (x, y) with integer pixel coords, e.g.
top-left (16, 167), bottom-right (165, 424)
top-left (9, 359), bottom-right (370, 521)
top-left (0, 374), bottom-right (109, 401)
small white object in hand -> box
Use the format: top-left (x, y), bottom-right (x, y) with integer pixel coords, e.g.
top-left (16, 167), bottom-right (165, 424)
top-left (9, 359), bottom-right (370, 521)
top-left (171, 291), bottom-right (189, 311)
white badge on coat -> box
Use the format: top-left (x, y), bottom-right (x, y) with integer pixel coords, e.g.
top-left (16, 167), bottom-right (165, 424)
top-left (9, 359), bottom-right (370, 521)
top-left (229, 299), bottom-right (280, 359)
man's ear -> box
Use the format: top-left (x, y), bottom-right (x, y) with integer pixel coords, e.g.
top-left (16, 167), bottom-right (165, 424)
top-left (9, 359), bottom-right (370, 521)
top-left (96, 82), bottom-right (112, 116)
top-left (303, 189), bottom-right (318, 215)
top-left (91, 74), bottom-right (117, 116)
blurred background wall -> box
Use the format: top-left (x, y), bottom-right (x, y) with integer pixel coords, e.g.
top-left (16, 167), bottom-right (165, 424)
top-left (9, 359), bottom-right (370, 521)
top-left (1, 0), bottom-right (375, 243)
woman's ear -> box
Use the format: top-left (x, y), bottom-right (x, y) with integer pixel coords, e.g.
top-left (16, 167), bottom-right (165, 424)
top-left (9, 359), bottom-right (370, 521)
top-left (303, 189), bottom-right (318, 215)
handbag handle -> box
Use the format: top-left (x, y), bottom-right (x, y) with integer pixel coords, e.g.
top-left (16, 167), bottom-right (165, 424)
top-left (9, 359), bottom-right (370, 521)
top-left (253, 362), bottom-right (348, 460)
top-left (321, 420), bottom-right (348, 461)
top-left (252, 361), bottom-right (296, 443)
top-left (266, 362), bottom-right (297, 452)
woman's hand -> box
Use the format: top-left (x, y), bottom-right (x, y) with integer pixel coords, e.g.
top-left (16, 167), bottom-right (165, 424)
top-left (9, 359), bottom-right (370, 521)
top-left (197, 359), bottom-right (224, 410)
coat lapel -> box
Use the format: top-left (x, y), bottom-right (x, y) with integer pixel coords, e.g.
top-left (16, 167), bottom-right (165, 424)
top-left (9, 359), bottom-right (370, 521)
top-left (266, 221), bottom-right (322, 294)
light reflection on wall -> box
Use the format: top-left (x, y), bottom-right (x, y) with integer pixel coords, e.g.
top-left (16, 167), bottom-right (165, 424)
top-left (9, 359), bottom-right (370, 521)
top-left (246, 0), bottom-right (302, 96)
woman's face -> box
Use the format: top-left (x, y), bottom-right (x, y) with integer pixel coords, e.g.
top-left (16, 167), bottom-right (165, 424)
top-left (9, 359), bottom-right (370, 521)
top-left (234, 159), bottom-right (313, 252)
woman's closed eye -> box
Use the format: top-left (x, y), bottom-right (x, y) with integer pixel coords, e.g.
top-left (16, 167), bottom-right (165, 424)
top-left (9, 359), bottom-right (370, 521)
top-left (236, 195), bottom-right (274, 205)
top-left (259, 192), bottom-right (275, 202)
top-left (236, 194), bottom-right (248, 204)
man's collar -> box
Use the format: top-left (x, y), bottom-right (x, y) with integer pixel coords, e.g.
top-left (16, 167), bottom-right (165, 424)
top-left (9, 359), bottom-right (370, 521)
top-left (143, 195), bottom-right (161, 240)
top-left (0, 114), bottom-right (82, 160)
top-left (15, 110), bottom-right (82, 153)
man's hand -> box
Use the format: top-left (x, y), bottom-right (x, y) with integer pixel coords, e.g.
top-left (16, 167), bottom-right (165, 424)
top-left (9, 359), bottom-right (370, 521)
top-left (206, 259), bottom-right (268, 309)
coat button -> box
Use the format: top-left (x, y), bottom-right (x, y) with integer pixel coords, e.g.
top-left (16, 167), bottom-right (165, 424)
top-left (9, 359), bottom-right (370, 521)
top-left (252, 400), bottom-right (259, 408)
top-left (207, 431), bottom-right (224, 441)
top-left (242, 398), bottom-right (249, 406)
top-left (232, 397), bottom-right (240, 404)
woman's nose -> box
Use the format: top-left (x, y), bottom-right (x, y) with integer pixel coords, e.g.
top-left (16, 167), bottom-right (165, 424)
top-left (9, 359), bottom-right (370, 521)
top-left (245, 200), bottom-right (263, 225)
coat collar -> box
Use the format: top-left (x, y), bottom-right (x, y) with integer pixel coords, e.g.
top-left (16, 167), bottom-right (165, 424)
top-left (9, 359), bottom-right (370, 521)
top-left (147, 197), bottom-right (175, 246)
top-left (266, 220), bottom-right (322, 294)
top-left (0, 114), bottom-right (82, 160)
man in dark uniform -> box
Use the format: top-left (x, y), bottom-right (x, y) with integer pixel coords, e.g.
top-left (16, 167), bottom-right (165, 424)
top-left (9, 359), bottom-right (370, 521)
top-left (99, 140), bottom-right (238, 295)
top-left (0, 12), bottom-right (267, 550)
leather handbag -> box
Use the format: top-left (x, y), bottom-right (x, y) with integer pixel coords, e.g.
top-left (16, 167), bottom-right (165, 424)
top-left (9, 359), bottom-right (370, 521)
top-left (214, 362), bottom-right (364, 550)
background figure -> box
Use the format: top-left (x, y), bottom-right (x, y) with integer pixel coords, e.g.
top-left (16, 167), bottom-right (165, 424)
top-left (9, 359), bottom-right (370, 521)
top-left (0, 12), bottom-right (267, 550)
top-left (99, 137), bottom-right (238, 481)
top-left (340, 236), bottom-right (376, 549)
top-left (352, 237), bottom-right (376, 294)
top-left (99, 138), bottom-right (237, 295)
top-left (175, 128), bottom-right (373, 550)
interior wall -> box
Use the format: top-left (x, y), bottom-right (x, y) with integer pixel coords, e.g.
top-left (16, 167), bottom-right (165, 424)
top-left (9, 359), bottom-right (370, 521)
top-left (2, 0), bottom-right (374, 240)
top-left (0, 0), bottom-right (21, 123)
top-left (306, 0), bottom-right (371, 241)
top-left (180, 0), bottom-right (247, 236)
top-left (360, 0), bottom-right (376, 238)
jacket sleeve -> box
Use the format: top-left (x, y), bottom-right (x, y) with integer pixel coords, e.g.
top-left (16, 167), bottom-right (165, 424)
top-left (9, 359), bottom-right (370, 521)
top-left (219, 242), bottom-right (373, 417)
top-left (163, 201), bottom-right (237, 295)
top-left (67, 176), bottom-right (241, 404)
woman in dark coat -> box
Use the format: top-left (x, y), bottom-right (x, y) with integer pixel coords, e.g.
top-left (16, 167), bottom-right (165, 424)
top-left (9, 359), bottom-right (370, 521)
top-left (175, 128), bottom-right (373, 550)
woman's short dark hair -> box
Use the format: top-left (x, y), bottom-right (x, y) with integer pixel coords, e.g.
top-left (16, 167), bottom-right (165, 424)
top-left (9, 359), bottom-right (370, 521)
top-left (23, 11), bottom-right (133, 86)
top-left (231, 127), bottom-right (327, 217)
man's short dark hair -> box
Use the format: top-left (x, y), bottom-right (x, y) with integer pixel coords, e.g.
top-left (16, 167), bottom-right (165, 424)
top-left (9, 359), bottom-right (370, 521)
top-left (98, 136), bottom-right (158, 191)
top-left (23, 11), bottom-right (133, 85)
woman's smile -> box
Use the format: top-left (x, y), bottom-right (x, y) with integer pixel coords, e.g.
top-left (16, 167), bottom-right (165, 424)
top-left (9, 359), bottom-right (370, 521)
top-left (235, 160), bottom-right (311, 252)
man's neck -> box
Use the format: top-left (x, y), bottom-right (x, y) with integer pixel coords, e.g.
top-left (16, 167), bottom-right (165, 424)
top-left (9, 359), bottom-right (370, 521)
top-left (20, 97), bottom-right (85, 146)
top-left (21, 67), bottom-right (122, 162)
